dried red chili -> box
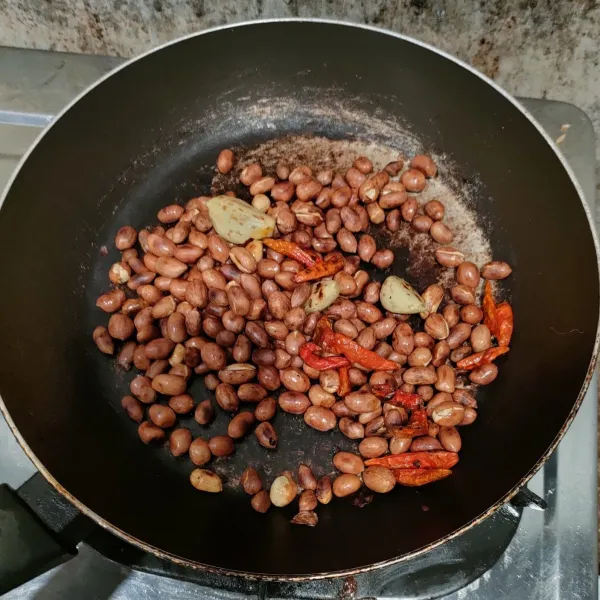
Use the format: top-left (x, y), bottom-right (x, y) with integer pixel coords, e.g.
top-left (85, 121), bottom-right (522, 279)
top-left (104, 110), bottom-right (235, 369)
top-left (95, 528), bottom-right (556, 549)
top-left (495, 302), bottom-right (514, 347)
top-left (299, 343), bottom-right (350, 371)
top-left (365, 451), bottom-right (459, 470)
top-left (263, 238), bottom-right (316, 267)
top-left (456, 345), bottom-right (510, 371)
top-left (393, 468), bottom-right (452, 487)
top-left (338, 366), bottom-right (351, 397)
top-left (388, 390), bottom-right (423, 411)
top-left (293, 254), bottom-right (345, 283)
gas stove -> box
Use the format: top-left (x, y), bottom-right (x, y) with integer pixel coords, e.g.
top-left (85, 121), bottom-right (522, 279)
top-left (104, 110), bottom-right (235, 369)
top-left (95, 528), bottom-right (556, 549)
top-left (0, 46), bottom-right (597, 600)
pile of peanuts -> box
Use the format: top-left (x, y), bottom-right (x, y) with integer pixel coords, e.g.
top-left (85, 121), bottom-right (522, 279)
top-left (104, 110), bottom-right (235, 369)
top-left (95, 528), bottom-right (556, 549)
top-left (93, 147), bottom-right (512, 525)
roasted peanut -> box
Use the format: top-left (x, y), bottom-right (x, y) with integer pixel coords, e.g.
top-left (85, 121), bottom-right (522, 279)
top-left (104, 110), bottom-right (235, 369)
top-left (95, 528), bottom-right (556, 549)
top-left (431, 341), bottom-right (450, 367)
top-left (411, 154), bottom-right (437, 177)
top-left (241, 467), bottom-right (262, 495)
top-left (109, 261), bottom-right (131, 285)
top-left (121, 395), bottom-right (144, 422)
top-left (446, 323), bottom-right (472, 349)
top-left (402, 367), bottom-right (437, 386)
top-left (412, 214), bottom-right (433, 233)
top-left (431, 401), bottom-right (464, 426)
top-left (130, 375), bottom-right (157, 404)
top-left (333, 474), bottom-right (361, 498)
top-left (435, 364), bottom-right (456, 393)
top-left (280, 368), bottom-right (310, 393)
top-left (151, 374), bottom-right (187, 396)
top-left (96, 289), bottom-right (126, 313)
top-left (194, 399), bottom-right (214, 425)
top-left (386, 209), bottom-right (401, 231)
top-left (198, 342), bottom-right (226, 370)
top-left (228, 412), bottom-right (256, 439)
top-left (339, 417), bottom-right (365, 439)
top-left (218, 363), bottom-right (256, 385)
top-left (149, 404), bottom-right (176, 428)
top-left (442, 304), bottom-right (460, 328)
top-left (337, 228), bottom-right (358, 253)
top-left (469, 363), bottom-right (498, 385)
top-left (481, 261), bottom-right (512, 280)
top-left (389, 436), bottom-right (411, 454)
top-left (238, 383), bottom-right (268, 402)
top-left (115, 226), bottom-right (138, 250)
top-left (190, 469), bottom-right (222, 493)
top-left (304, 406), bottom-right (336, 432)
top-left (363, 466), bottom-right (396, 494)
top-left (240, 163), bottom-right (262, 186)
top-left (216, 148), bottom-right (234, 173)
top-left (461, 304), bottom-right (483, 325)
top-left (379, 190), bottom-right (407, 209)
top-left (255, 421), bottom-right (278, 449)
top-left (435, 246), bottom-right (464, 268)
top-left (93, 326), bottom-right (114, 354)
top-left (424, 199), bottom-right (445, 220)
top-left (359, 436), bottom-right (389, 459)
top-left (146, 359), bottom-right (169, 379)
top-left (168, 393), bottom-right (194, 414)
top-left (371, 249), bottom-right (394, 269)
top-left (254, 396), bottom-right (276, 421)
top-left (344, 391), bottom-right (380, 414)
top-left (439, 426), bottom-right (462, 452)
top-left (208, 435), bottom-right (235, 457)
top-left (456, 261), bottom-right (481, 289)
top-left (279, 391), bottom-right (310, 414)
top-left (251, 490), bottom-right (271, 513)
top-left (459, 406), bottom-right (478, 426)
top-left (138, 421), bottom-right (165, 444)
top-left (170, 428), bottom-right (192, 456)
top-left (424, 313), bottom-right (449, 340)
top-left (410, 435), bottom-right (443, 452)
top-left (408, 347), bottom-right (432, 367)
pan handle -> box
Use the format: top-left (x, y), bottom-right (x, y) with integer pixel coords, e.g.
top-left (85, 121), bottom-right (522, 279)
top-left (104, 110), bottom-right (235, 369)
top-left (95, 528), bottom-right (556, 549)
top-left (0, 474), bottom-right (95, 594)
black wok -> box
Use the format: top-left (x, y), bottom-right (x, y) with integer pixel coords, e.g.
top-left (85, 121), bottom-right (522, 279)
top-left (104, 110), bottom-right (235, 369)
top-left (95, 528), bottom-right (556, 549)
top-left (0, 20), bottom-right (598, 581)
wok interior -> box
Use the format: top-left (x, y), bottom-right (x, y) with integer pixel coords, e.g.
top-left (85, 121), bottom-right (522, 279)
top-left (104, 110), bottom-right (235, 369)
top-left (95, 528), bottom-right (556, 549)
top-left (0, 22), bottom-right (597, 577)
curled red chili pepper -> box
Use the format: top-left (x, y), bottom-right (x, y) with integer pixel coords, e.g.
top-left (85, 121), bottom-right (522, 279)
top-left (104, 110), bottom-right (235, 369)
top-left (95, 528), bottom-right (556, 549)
top-left (456, 345), bottom-right (510, 371)
top-left (299, 343), bottom-right (350, 371)
top-left (482, 280), bottom-right (497, 335)
top-left (388, 390), bottom-right (423, 411)
top-left (338, 366), bottom-right (351, 397)
top-left (365, 451), bottom-right (459, 470)
top-left (293, 254), bottom-right (345, 283)
top-left (495, 302), bottom-right (514, 347)
top-left (393, 468), bottom-right (452, 487)
top-left (263, 238), bottom-right (316, 268)
top-left (313, 317), bottom-right (337, 351)
top-left (371, 383), bottom-right (396, 399)
top-left (387, 408), bottom-right (428, 438)
top-left (331, 333), bottom-right (399, 371)
top-left (313, 317), bottom-right (398, 371)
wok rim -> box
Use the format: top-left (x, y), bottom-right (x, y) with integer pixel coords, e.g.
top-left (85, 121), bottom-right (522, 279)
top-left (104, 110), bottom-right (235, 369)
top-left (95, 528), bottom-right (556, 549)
top-left (0, 18), bottom-right (599, 581)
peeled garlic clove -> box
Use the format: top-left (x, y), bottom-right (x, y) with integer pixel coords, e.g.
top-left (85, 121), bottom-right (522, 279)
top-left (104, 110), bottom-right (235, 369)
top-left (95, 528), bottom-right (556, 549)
top-left (269, 474), bottom-right (298, 507)
top-left (207, 195), bottom-right (275, 244)
top-left (304, 280), bottom-right (340, 314)
top-left (380, 276), bottom-right (426, 314)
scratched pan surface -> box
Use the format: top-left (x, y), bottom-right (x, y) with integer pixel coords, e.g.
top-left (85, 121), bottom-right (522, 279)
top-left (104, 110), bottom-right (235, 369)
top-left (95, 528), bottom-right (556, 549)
top-left (0, 21), bottom-right (598, 579)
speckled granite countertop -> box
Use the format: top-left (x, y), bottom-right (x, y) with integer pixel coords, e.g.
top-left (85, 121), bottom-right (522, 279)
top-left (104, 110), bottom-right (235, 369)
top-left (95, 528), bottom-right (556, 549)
top-left (1, 1), bottom-right (599, 201)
